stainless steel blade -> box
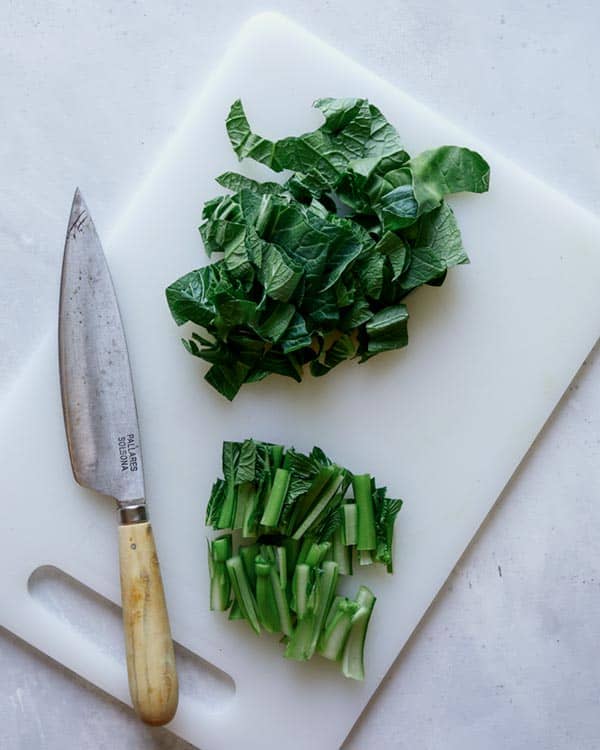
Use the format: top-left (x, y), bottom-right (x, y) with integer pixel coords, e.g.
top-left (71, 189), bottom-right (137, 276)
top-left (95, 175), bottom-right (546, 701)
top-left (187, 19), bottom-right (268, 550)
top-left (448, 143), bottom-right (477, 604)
top-left (59, 189), bottom-right (145, 506)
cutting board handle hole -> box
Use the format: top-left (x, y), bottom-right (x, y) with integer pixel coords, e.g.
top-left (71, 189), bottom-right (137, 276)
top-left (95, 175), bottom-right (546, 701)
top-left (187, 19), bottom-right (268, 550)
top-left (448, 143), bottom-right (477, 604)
top-left (28, 565), bottom-right (235, 709)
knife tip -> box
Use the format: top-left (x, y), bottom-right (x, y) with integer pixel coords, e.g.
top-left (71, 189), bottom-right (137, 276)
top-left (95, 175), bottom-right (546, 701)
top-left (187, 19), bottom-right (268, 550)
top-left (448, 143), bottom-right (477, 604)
top-left (68, 187), bottom-right (91, 227)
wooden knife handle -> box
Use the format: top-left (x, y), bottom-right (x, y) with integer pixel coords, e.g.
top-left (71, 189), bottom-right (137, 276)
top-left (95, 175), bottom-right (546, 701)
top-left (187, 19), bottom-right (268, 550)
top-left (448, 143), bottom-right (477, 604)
top-left (118, 521), bottom-right (178, 725)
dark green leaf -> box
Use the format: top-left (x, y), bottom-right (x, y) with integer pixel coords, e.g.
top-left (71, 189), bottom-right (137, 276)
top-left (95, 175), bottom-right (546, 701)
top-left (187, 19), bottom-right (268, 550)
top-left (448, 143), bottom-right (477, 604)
top-left (375, 146), bottom-right (490, 231)
top-left (339, 298), bottom-right (373, 331)
top-left (310, 334), bottom-right (357, 377)
top-left (253, 302), bottom-right (296, 343)
top-left (257, 243), bottom-right (303, 302)
top-left (226, 99), bottom-right (282, 169)
top-left (363, 304), bottom-right (409, 359)
top-left (280, 312), bottom-right (313, 354)
top-left (399, 245), bottom-right (447, 293)
top-left (407, 145), bottom-right (490, 215)
top-left (407, 201), bottom-right (468, 268)
top-left (205, 361), bottom-right (251, 401)
top-left (216, 171), bottom-right (285, 196)
top-left (166, 267), bottom-right (221, 327)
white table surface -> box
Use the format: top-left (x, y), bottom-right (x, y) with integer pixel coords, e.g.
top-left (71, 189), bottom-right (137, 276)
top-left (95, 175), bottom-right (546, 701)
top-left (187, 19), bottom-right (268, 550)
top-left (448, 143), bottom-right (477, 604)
top-left (1, 2), bottom-right (599, 748)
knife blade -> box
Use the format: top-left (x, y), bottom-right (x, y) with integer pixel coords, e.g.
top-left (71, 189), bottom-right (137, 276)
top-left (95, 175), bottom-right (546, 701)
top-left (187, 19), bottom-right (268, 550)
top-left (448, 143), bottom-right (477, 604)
top-left (59, 189), bottom-right (178, 726)
top-left (59, 189), bottom-right (144, 506)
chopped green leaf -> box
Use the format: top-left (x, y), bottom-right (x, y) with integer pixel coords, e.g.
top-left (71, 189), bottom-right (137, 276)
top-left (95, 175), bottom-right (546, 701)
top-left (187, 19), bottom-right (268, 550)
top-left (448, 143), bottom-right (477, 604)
top-left (167, 98), bottom-right (489, 399)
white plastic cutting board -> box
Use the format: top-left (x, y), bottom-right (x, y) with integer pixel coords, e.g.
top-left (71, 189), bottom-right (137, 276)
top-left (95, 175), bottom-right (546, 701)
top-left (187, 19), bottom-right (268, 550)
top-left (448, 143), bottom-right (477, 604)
top-left (2, 12), bottom-right (600, 750)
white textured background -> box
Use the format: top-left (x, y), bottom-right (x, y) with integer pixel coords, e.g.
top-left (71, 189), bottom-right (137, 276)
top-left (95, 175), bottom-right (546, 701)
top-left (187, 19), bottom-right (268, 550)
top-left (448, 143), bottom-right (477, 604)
top-left (1, 2), bottom-right (599, 748)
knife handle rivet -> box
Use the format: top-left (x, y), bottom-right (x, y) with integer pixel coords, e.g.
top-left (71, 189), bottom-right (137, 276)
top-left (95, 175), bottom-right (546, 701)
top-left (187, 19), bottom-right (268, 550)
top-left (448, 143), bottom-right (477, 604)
top-left (131, 543), bottom-right (137, 550)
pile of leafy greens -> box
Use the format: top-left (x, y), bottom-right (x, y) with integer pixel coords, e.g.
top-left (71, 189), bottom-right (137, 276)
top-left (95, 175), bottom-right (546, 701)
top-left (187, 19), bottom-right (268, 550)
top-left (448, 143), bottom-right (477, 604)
top-left (206, 438), bottom-right (403, 679)
top-left (167, 98), bottom-right (490, 399)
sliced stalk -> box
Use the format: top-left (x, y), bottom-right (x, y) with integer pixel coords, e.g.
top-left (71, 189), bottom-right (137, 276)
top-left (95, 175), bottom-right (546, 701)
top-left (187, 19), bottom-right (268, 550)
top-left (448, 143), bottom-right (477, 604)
top-left (296, 536), bottom-right (315, 566)
top-left (258, 543), bottom-right (275, 563)
top-left (228, 598), bottom-right (244, 620)
top-left (242, 485), bottom-right (259, 538)
top-left (269, 560), bottom-right (293, 637)
top-left (333, 526), bottom-right (352, 575)
top-left (255, 557), bottom-right (280, 633)
top-left (304, 541), bottom-right (331, 568)
top-left (282, 537), bottom-right (300, 574)
top-left (292, 473), bottom-right (344, 541)
top-left (226, 556), bottom-right (260, 635)
top-left (276, 546), bottom-right (287, 590)
top-left (342, 586), bottom-right (376, 681)
top-left (342, 503), bottom-right (357, 546)
top-left (317, 598), bottom-right (359, 661)
top-left (353, 474), bottom-right (376, 550)
top-left (307, 561), bottom-right (339, 658)
top-left (284, 611), bottom-right (315, 661)
top-left (209, 537), bottom-right (232, 611)
top-left (358, 549), bottom-right (373, 566)
top-left (260, 468), bottom-right (290, 527)
top-left (217, 477), bottom-right (238, 529)
top-left (270, 444), bottom-right (284, 470)
top-left (234, 481), bottom-right (253, 530)
top-left (286, 466), bottom-right (336, 533)
top-left (211, 535), bottom-right (232, 562)
top-left (210, 566), bottom-right (231, 611)
top-left (239, 543), bottom-right (259, 591)
top-left (292, 564), bottom-right (312, 618)
top-left (324, 595), bottom-right (344, 631)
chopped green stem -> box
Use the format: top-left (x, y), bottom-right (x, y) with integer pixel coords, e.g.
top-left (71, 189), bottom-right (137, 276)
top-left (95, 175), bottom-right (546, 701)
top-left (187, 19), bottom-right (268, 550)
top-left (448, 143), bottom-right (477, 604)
top-left (228, 598), bottom-right (244, 620)
top-left (205, 439), bottom-right (403, 679)
top-left (226, 556), bottom-right (260, 634)
top-left (269, 561), bottom-right (293, 637)
top-left (304, 541), bottom-right (331, 567)
top-left (318, 598), bottom-right (359, 661)
top-left (353, 474), bottom-right (376, 550)
top-left (293, 564), bottom-right (312, 618)
top-left (284, 611), bottom-right (316, 661)
top-left (261, 468), bottom-right (291, 527)
top-left (358, 549), bottom-right (373, 566)
top-left (283, 537), bottom-right (300, 575)
top-left (324, 595), bottom-right (344, 631)
top-left (276, 546), bottom-right (287, 589)
top-left (342, 586), bottom-right (376, 680)
top-left (239, 543), bottom-right (259, 590)
top-left (259, 543), bottom-right (275, 563)
top-left (287, 466), bottom-right (336, 533)
top-left (296, 536), bottom-right (316, 566)
top-left (292, 472), bottom-right (344, 540)
top-left (209, 537), bottom-right (232, 611)
top-left (255, 557), bottom-right (281, 632)
top-left (308, 561), bottom-right (339, 657)
top-left (212, 535), bottom-right (232, 562)
top-left (234, 482), bottom-right (253, 530)
top-left (270, 444), bottom-right (284, 470)
top-left (333, 526), bottom-right (352, 575)
top-left (342, 503), bottom-right (357, 546)
top-left (210, 565), bottom-right (231, 610)
top-left (217, 480), bottom-right (237, 529)
top-left (242, 486), bottom-right (259, 537)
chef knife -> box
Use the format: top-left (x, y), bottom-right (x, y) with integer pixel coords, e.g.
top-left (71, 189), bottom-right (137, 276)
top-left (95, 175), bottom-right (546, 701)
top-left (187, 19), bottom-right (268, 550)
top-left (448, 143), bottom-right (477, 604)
top-left (58, 189), bottom-right (178, 726)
